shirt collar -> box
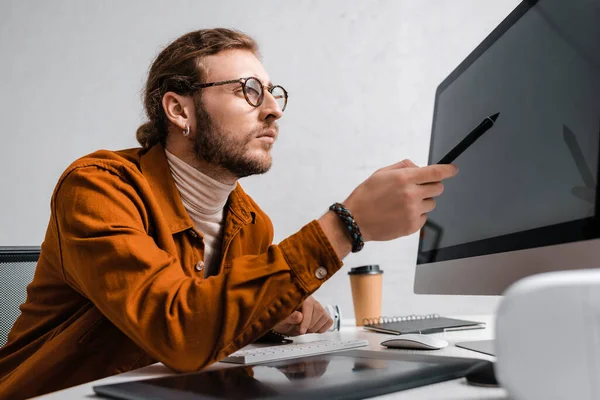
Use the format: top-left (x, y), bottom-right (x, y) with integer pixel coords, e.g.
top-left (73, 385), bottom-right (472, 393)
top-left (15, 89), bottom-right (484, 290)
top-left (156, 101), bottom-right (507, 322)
top-left (139, 144), bottom-right (256, 233)
top-left (164, 148), bottom-right (236, 216)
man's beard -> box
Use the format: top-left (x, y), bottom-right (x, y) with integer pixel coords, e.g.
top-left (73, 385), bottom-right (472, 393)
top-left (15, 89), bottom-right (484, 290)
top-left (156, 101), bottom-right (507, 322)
top-left (192, 101), bottom-right (275, 179)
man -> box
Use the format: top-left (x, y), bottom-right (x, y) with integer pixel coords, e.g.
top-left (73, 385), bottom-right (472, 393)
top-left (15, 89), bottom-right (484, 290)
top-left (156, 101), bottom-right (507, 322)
top-left (0, 28), bottom-right (457, 399)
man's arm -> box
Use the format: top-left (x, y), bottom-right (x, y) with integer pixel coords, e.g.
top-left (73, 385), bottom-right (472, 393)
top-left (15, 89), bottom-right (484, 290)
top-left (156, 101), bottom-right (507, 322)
top-left (318, 211), bottom-right (353, 259)
top-left (274, 160), bottom-right (459, 335)
top-left (53, 165), bottom-right (342, 373)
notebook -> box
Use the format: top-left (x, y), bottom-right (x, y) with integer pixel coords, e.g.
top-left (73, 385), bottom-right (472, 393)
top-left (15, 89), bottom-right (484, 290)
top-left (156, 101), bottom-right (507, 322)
top-left (362, 314), bottom-right (485, 335)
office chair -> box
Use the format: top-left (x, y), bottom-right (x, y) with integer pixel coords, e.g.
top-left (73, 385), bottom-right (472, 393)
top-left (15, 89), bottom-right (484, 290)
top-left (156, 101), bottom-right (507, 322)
top-left (0, 246), bottom-right (39, 348)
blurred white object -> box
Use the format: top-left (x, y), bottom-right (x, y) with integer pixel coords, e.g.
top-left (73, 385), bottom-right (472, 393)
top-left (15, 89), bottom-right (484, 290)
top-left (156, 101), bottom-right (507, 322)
top-left (324, 304), bottom-right (342, 331)
top-left (495, 269), bottom-right (600, 400)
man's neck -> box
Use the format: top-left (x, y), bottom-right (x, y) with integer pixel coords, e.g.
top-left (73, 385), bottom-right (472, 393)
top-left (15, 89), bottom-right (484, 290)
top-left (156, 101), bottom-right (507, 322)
top-left (165, 142), bottom-right (238, 185)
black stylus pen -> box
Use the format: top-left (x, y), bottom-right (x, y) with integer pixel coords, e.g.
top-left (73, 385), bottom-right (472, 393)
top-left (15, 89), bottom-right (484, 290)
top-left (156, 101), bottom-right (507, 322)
top-left (437, 112), bottom-right (500, 164)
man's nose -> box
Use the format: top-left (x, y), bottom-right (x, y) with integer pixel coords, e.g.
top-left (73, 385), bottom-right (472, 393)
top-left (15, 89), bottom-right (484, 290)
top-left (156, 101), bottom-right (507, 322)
top-left (259, 90), bottom-right (284, 121)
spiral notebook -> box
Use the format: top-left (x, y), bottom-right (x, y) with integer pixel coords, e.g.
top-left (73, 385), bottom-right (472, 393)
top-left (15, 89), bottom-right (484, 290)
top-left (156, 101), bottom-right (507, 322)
top-left (362, 314), bottom-right (485, 335)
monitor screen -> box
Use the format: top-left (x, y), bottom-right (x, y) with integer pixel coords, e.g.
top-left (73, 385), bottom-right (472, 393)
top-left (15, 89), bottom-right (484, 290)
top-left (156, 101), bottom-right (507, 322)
top-left (415, 0), bottom-right (600, 294)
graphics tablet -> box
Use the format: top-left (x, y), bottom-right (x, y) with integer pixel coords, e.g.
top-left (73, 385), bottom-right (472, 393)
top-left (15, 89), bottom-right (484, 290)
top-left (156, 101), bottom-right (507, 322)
top-left (94, 350), bottom-right (486, 400)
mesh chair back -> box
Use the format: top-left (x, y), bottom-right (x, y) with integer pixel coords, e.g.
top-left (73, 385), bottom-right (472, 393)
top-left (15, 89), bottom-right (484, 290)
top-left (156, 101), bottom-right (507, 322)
top-left (0, 247), bottom-right (39, 347)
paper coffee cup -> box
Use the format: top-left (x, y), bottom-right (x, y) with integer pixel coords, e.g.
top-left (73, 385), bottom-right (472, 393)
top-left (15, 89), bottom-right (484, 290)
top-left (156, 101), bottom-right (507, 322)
top-left (348, 265), bottom-right (383, 326)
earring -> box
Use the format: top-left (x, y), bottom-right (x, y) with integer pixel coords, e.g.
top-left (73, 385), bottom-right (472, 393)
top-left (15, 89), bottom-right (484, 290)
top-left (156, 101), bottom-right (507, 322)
top-left (183, 125), bottom-right (190, 137)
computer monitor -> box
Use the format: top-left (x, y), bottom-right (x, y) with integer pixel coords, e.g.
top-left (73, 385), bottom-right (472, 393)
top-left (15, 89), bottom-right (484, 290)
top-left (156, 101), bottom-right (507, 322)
top-left (415, 0), bottom-right (600, 296)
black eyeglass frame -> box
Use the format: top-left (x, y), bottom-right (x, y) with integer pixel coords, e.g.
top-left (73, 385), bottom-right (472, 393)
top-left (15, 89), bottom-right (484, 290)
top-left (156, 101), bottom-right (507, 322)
top-left (195, 77), bottom-right (288, 112)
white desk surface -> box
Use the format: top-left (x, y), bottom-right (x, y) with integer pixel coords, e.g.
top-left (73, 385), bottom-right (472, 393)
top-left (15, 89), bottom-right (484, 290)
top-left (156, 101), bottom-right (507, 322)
top-left (33, 315), bottom-right (509, 400)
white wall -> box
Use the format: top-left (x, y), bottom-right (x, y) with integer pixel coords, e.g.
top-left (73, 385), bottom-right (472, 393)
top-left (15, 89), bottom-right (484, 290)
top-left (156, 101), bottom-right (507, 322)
top-left (1, 0), bottom-right (520, 318)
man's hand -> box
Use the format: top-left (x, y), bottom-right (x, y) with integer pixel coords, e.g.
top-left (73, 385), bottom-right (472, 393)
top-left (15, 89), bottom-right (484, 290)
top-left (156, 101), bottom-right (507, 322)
top-left (343, 160), bottom-right (458, 241)
top-left (272, 296), bottom-right (333, 336)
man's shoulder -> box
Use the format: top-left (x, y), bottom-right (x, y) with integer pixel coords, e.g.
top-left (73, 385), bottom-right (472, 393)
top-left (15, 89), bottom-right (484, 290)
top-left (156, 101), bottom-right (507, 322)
top-left (55, 147), bottom-right (148, 192)
top-left (67, 147), bottom-right (145, 171)
top-left (60, 147), bottom-right (146, 178)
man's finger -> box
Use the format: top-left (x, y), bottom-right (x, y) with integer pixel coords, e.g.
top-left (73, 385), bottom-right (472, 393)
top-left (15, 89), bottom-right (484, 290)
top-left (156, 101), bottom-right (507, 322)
top-left (381, 159), bottom-right (419, 172)
top-left (299, 300), bottom-right (314, 334)
top-left (288, 311), bottom-right (303, 324)
top-left (418, 182), bottom-right (444, 199)
top-left (402, 159), bottom-right (419, 168)
top-left (271, 311), bottom-right (305, 336)
top-left (310, 313), bottom-right (332, 333)
top-left (421, 198), bottom-right (436, 214)
top-left (317, 318), bottom-right (334, 333)
top-left (402, 164), bottom-right (458, 184)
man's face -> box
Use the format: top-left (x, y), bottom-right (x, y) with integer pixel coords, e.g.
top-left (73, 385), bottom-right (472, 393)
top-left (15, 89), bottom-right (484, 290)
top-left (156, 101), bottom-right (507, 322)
top-left (192, 49), bottom-right (283, 178)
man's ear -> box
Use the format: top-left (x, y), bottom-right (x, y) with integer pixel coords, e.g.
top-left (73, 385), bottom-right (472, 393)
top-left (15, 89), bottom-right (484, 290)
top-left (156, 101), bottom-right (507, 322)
top-left (162, 91), bottom-right (195, 131)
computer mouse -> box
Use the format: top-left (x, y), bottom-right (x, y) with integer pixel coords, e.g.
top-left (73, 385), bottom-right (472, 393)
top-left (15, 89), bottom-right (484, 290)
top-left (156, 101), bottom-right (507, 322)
top-left (380, 334), bottom-right (449, 350)
top-left (465, 361), bottom-right (499, 387)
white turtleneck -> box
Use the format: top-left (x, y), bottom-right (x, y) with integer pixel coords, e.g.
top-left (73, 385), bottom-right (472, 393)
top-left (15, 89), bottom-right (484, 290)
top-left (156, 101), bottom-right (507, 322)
top-left (165, 148), bottom-right (236, 277)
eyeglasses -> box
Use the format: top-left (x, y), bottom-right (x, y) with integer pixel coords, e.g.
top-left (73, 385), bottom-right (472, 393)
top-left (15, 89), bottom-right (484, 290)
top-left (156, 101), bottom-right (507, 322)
top-left (195, 77), bottom-right (288, 112)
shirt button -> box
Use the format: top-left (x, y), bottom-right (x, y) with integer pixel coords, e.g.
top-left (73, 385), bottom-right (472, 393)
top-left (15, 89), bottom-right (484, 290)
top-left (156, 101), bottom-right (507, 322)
top-left (315, 267), bottom-right (328, 280)
top-left (188, 230), bottom-right (198, 238)
top-left (195, 261), bottom-right (204, 272)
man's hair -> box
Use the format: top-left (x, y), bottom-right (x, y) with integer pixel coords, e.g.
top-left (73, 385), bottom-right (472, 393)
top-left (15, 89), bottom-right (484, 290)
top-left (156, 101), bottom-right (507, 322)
top-left (136, 28), bottom-right (259, 149)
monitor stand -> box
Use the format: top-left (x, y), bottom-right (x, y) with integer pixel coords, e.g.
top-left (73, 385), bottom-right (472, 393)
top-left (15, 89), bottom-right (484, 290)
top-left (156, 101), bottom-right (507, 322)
top-left (455, 339), bottom-right (495, 356)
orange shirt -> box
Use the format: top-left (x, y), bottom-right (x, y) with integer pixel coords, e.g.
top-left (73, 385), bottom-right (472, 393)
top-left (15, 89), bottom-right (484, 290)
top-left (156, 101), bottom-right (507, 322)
top-left (0, 144), bottom-right (342, 399)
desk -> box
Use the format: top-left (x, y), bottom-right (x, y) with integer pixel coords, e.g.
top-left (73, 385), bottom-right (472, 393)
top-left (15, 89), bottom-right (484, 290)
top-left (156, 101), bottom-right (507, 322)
top-left (33, 316), bottom-right (508, 400)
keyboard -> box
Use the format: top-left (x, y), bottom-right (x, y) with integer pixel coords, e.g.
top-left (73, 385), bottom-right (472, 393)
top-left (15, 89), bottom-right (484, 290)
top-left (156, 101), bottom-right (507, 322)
top-left (221, 339), bottom-right (369, 365)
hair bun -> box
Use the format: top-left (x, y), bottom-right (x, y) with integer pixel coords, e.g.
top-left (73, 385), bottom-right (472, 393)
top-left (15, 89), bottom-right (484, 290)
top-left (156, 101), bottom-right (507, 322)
top-left (135, 122), bottom-right (158, 149)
